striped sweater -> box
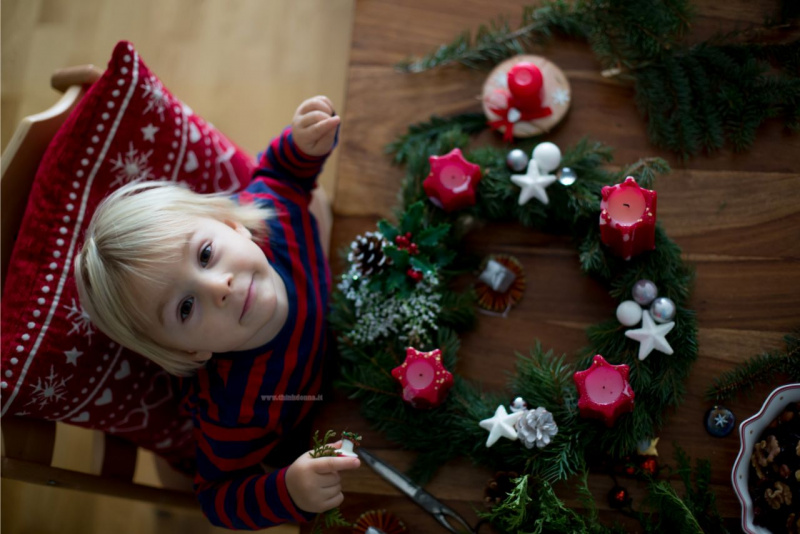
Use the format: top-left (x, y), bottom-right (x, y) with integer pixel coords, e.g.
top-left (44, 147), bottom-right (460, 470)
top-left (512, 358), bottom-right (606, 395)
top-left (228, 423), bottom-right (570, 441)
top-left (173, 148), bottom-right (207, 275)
top-left (180, 127), bottom-right (332, 529)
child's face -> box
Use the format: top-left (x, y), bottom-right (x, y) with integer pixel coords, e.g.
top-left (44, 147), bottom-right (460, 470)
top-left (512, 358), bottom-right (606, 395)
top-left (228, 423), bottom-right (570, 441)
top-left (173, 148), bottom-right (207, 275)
top-left (132, 216), bottom-right (283, 361)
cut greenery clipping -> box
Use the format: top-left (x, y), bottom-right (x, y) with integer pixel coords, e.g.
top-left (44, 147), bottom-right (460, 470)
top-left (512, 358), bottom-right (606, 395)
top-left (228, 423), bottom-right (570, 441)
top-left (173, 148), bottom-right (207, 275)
top-left (395, 0), bottom-right (800, 157)
top-left (329, 113), bottom-right (701, 530)
top-left (706, 331), bottom-right (800, 402)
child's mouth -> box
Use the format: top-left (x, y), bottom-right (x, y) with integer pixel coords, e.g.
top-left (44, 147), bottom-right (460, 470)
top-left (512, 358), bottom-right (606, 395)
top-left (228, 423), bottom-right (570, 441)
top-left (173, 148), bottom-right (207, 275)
top-left (240, 278), bottom-right (254, 321)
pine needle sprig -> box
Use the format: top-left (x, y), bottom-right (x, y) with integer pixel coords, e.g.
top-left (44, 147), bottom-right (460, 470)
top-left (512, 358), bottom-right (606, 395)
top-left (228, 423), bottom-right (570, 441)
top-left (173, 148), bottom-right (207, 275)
top-left (396, 2), bottom-right (587, 73)
top-left (395, 1), bottom-right (800, 156)
top-left (706, 331), bottom-right (800, 402)
top-left (386, 113), bottom-right (486, 166)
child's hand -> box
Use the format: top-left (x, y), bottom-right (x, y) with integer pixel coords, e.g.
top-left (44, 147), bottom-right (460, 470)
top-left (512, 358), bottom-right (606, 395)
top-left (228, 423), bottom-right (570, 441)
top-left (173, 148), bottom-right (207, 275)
top-left (292, 96), bottom-right (340, 157)
top-left (285, 443), bottom-right (360, 513)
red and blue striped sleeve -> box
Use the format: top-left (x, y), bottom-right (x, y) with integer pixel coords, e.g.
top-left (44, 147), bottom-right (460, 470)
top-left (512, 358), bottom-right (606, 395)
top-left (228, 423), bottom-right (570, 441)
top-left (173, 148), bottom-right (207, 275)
top-left (253, 127), bottom-right (336, 195)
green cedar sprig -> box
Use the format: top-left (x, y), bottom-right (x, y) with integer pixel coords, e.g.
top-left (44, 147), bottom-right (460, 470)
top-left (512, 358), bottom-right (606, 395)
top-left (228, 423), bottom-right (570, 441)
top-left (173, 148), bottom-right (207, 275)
top-left (478, 448), bottom-right (728, 534)
top-left (394, 0), bottom-right (800, 157)
top-left (706, 331), bottom-right (800, 402)
top-left (309, 430), bottom-right (354, 534)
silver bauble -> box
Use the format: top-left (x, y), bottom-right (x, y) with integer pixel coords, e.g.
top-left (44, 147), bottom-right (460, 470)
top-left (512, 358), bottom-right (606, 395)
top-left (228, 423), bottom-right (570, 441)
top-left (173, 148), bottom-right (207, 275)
top-left (650, 297), bottom-right (677, 323)
top-left (558, 167), bottom-right (577, 186)
top-left (632, 279), bottom-right (658, 306)
top-left (506, 149), bottom-right (529, 172)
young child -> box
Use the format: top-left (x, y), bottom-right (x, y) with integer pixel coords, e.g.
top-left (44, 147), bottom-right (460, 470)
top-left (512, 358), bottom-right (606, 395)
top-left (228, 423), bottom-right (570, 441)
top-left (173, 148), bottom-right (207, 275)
top-left (74, 96), bottom-right (360, 530)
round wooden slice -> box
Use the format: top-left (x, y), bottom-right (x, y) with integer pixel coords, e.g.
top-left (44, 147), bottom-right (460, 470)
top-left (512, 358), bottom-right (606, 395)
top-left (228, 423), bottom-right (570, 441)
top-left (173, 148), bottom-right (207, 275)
top-left (482, 54), bottom-right (571, 138)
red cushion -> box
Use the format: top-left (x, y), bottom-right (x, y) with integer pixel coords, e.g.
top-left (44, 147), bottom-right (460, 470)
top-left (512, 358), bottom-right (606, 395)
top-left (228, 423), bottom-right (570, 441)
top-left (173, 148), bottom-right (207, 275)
top-left (0, 41), bottom-right (256, 468)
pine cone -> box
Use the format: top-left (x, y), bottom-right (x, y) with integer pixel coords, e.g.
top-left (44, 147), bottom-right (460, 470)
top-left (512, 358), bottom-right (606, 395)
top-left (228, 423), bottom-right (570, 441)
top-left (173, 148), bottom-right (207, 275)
top-left (348, 231), bottom-right (389, 277)
top-left (516, 407), bottom-right (558, 449)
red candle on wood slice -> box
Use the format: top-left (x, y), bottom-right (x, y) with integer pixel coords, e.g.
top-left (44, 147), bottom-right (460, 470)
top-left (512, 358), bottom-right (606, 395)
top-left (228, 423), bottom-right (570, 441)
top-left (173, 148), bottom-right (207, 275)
top-left (599, 177), bottom-right (657, 260)
top-left (507, 62), bottom-right (544, 111)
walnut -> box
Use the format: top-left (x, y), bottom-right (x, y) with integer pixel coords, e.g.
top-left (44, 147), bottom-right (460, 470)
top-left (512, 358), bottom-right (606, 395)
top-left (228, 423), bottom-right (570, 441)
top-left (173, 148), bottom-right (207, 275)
top-left (780, 409), bottom-right (795, 423)
top-left (796, 469), bottom-right (800, 482)
top-left (752, 435), bottom-right (782, 479)
top-left (796, 439), bottom-right (800, 456)
top-left (765, 481), bottom-right (793, 510)
top-left (789, 513), bottom-right (799, 534)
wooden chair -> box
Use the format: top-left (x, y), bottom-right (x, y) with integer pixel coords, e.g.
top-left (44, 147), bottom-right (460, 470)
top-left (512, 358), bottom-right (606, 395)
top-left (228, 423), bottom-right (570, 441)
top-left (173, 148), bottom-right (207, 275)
top-left (1, 66), bottom-right (332, 508)
top-left (0, 65), bottom-right (199, 508)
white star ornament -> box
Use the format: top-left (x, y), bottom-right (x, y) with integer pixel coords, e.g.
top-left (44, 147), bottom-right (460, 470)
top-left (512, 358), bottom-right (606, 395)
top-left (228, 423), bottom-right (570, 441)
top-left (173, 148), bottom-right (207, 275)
top-left (479, 405), bottom-right (523, 447)
top-left (624, 310), bottom-right (675, 361)
top-left (510, 160), bottom-right (557, 205)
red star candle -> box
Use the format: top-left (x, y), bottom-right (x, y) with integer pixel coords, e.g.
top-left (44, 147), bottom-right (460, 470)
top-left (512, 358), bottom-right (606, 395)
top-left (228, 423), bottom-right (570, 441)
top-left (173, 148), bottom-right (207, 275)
top-left (391, 347), bottom-right (453, 409)
top-left (573, 354), bottom-right (635, 427)
top-left (599, 177), bottom-right (657, 260)
top-left (423, 148), bottom-right (482, 212)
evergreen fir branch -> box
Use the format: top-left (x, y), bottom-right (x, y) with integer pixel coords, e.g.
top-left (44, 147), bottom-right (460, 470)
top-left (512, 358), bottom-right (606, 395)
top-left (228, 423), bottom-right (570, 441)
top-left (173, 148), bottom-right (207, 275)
top-left (386, 113), bottom-right (486, 166)
top-left (705, 331), bottom-right (800, 402)
top-left (396, 2), bottom-right (587, 73)
top-left (310, 429), bottom-right (339, 458)
top-left (395, 1), bottom-right (799, 156)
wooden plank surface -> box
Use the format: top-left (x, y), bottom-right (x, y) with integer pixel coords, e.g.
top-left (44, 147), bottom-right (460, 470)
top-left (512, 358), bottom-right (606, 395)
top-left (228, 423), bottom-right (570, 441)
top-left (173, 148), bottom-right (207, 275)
top-left (319, 0), bottom-right (800, 531)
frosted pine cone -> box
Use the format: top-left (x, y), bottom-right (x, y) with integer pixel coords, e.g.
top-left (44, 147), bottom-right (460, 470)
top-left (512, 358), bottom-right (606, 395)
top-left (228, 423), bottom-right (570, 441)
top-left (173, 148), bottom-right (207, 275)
top-left (348, 231), bottom-right (389, 277)
top-left (515, 407), bottom-right (558, 449)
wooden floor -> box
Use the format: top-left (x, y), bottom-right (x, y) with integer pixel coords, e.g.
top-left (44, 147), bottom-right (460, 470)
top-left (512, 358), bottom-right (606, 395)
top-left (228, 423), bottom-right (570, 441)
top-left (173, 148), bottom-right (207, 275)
top-left (1, 0), bottom-right (354, 532)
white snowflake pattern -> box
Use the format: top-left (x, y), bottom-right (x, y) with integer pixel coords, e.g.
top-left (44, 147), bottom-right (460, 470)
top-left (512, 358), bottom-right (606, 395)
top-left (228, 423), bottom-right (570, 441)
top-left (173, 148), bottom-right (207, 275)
top-left (110, 142), bottom-right (154, 187)
top-left (552, 87), bottom-right (570, 106)
top-left (27, 366), bottom-right (72, 409)
top-left (140, 75), bottom-right (171, 121)
top-left (64, 298), bottom-right (94, 344)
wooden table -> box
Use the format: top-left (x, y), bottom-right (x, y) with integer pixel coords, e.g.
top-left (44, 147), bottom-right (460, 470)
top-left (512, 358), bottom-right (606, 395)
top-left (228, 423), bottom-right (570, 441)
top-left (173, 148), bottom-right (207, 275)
top-left (313, 0), bottom-right (800, 531)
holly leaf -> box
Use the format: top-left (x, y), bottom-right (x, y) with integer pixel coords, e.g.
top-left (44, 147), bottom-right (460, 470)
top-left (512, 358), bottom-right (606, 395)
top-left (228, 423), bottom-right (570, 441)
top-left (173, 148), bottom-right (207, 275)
top-left (410, 256), bottom-right (435, 274)
top-left (400, 202), bottom-right (425, 234)
top-left (386, 269), bottom-right (409, 292)
top-left (384, 247), bottom-right (410, 269)
top-left (416, 223), bottom-right (451, 247)
top-left (378, 220), bottom-right (399, 242)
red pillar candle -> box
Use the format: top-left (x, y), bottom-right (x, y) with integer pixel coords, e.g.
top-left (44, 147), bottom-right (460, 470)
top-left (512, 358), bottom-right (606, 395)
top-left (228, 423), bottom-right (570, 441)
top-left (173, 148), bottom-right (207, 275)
top-left (507, 62), bottom-right (544, 112)
top-left (573, 354), bottom-right (635, 427)
top-left (423, 148), bottom-right (482, 212)
top-left (599, 177), bottom-right (657, 260)
top-left (391, 347), bottom-right (453, 409)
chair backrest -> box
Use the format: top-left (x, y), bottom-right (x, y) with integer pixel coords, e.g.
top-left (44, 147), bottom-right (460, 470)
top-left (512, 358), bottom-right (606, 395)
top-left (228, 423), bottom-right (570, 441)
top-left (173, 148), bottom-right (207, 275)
top-left (0, 67), bottom-right (196, 508)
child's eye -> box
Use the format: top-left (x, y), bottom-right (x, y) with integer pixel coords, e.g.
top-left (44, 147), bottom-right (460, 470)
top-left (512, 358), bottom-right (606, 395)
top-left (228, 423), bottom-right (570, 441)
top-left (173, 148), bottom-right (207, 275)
top-left (179, 297), bottom-right (194, 322)
top-left (199, 244), bottom-right (212, 267)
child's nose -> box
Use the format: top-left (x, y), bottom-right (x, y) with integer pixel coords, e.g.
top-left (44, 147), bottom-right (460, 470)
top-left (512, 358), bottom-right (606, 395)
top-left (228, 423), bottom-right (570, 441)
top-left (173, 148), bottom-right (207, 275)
top-left (207, 273), bottom-right (233, 304)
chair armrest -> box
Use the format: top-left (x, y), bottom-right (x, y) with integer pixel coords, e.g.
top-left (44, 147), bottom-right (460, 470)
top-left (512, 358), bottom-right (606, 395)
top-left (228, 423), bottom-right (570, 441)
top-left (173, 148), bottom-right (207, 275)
top-left (51, 65), bottom-right (102, 93)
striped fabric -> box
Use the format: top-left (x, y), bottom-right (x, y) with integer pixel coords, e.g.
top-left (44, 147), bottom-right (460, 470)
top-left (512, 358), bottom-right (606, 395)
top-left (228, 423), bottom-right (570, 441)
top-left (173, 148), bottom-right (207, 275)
top-left (180, 127), bottom-right (332, 529)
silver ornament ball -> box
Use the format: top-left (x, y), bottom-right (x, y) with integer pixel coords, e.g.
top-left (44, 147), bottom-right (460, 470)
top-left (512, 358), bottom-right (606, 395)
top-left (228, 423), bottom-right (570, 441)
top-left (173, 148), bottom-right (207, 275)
top-left (650, 297), bottom-right (677, 323)
top-left (632, 279), bottom-right (658, 306)
top-left (510, 396), bottom-right (528, 413)
top-left (506, 149), bottom-right (529, 172)
top-left (558, 167), bottom-right (577, 186)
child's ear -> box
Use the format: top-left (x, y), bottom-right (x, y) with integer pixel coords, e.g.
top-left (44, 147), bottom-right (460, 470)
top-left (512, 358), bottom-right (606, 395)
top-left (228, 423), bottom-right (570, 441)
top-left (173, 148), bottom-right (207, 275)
top-left (188, 350), bottom-right (213, 363)
top-left (226, 220), bottom-right (252, 239)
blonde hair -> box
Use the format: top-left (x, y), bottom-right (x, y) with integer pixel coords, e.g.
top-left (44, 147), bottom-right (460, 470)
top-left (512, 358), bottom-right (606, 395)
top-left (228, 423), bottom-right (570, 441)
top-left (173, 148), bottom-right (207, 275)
top-left (74, 180), bottom-right (272, 376)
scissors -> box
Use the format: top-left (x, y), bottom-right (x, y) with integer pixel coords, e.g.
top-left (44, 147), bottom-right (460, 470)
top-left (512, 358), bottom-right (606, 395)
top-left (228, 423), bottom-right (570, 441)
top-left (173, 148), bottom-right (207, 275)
top-left (358, 447), bottom-right (481, 534)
